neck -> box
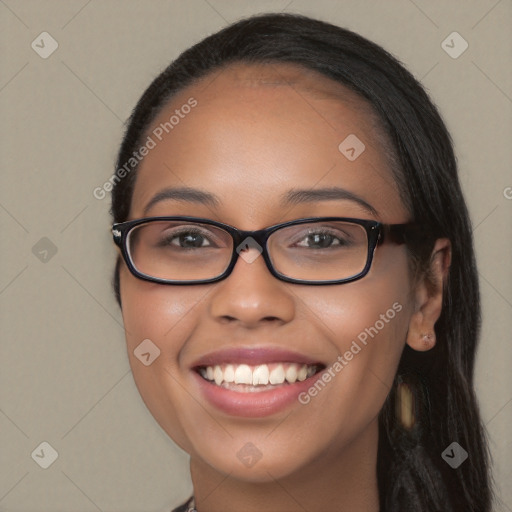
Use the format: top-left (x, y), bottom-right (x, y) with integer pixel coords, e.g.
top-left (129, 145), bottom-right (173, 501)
top-left (189, 419), bottom-right (380, 512)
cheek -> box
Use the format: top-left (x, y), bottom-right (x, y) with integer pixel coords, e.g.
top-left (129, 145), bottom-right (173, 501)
top-left (299, 247), bottom-right (412, 420)
top-left (120, 262), bottom-right (219, 352)
top-left (119, 267), bottom-right (211, 450)
top-left (308, 246), bottom-right (410, 342)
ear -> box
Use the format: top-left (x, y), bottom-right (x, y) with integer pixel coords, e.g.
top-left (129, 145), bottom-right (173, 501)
top-left (406, 238), bottom-right (451, 352)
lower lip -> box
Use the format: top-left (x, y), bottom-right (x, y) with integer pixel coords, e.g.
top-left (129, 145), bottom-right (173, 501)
top-left (191, 370), bottom-right (324, 418)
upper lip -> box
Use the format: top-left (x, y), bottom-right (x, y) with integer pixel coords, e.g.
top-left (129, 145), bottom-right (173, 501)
top-left (190, 346), bottom-right (325, 369)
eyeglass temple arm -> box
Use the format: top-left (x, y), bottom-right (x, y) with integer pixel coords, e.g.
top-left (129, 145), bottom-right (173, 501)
top-left (379, 223), bottom-right (423, 245)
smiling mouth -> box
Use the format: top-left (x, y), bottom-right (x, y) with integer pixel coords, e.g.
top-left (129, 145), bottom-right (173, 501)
top-left (195, 362), bottom-right (325, 392)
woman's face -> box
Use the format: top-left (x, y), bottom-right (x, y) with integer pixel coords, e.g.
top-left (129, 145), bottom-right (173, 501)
top-left (119, 63), bottom-right (415, 481)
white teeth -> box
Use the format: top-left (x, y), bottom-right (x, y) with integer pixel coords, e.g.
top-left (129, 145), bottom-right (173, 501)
top-left (252, 364), bottom-right (270, 385)
top-left (234, 364), bottom-right (252, 384)
top-left (224, 364), bottom-right (235, 383)
top-left (297, 365), bottom-right (308, 381)
top-left (285, 365), bottom-right (298, 383)
top-left (213, 365), bottom-right (223, 386)
top-left (200, 362), bottom-right (319, 387)
top-left (269, 364), bottom-right (286, 385)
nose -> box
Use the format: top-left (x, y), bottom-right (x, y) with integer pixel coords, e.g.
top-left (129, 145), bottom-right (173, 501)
top-left (208, 245), bottom-right (295, 328)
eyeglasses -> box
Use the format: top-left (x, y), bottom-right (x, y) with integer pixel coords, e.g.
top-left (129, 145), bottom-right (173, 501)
top-left (112, 216), bottom-right (417, 285)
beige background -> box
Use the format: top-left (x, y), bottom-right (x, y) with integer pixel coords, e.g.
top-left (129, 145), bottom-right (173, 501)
top-left (1, 1), bottom-right (511, 511)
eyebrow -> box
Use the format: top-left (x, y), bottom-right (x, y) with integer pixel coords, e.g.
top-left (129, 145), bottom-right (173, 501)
top-left (284, 187), bottom-right (377, 215)
top-left (142, 185), bottom-right (377, 216)
top-left (143, 187), bottom-right (220, 215)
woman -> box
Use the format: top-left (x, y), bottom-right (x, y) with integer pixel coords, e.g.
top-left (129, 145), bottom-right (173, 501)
top-left (110, 13), bottom-right (492, 512)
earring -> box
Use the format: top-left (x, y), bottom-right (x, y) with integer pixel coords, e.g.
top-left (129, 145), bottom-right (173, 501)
top-left (421, 332), bottom-right (435, 349)
top-left (396, 380), bottom-right (415, 430)
top-left (394, 373), bottom-right (432, 438)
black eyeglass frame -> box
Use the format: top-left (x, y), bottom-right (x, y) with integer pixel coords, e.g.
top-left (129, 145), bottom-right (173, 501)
top-left (112, 216), bottom-right (417, 286)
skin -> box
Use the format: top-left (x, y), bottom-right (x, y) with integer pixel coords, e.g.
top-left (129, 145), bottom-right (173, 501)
top-left (117, 62), bottom-right (451, 512)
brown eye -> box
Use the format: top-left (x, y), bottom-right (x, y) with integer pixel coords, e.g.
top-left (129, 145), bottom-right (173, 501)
top-left (158, 228), bottom-right (213, 249)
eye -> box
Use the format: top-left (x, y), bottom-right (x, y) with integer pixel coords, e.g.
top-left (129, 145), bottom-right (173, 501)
top-left (157, 227), bottom-right (217, 249)
top-left (293, 228), bottom-right (354, 250)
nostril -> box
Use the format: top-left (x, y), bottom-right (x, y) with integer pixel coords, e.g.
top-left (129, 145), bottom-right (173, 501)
top-left (219, 315), bottom-right (237, 323)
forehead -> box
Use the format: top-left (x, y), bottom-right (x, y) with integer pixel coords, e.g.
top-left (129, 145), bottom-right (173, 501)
top-left (130, 62), bottom-right (407, 224)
